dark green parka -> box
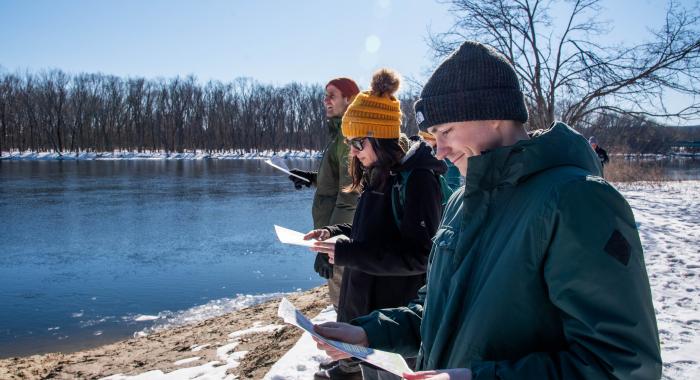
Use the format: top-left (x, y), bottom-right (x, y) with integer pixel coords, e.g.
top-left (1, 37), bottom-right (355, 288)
top-left (312, 117), bottom-right (357, 229)
top-left (354, 123), bottom-right (662, 379)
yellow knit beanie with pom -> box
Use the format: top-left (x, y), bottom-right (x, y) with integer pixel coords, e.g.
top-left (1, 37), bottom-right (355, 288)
top-left (342, 69), bottom-right (402, 139)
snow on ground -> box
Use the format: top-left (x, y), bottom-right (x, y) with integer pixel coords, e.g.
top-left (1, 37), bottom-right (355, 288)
top-left (0, 150), bottom-right (321, 160)
top-left (91, 181), bottom-right (699, 379)
top-left (262, 181), bottom-right (700, 379)
top-left (263, 306), bottom-right (336, 379)
top-left (618, 181), bottom-right (700, 379)
top-left (102, 322), bottom-right (284, 380)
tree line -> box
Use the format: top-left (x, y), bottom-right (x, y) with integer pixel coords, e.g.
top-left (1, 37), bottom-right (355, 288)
top-left (2, 0), bottom-right (699, 157)
top-left (0, 69), bottom-right (423, 156)
top-left (580, 113), bottom-right (699, 154)
top-left (2, 68), bottom-right (699, 157)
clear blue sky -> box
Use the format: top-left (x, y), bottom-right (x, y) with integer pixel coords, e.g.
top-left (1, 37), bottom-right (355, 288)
top-left (0, 0), bottom-right (456, 88)
top-left (1, 0), bottom-right (696, 124)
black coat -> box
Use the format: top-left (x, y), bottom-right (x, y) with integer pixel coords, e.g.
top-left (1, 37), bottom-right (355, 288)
top-left (595, 145), bottom-right (609, 165)
top-left (326, 141), bottom-right (446, 323)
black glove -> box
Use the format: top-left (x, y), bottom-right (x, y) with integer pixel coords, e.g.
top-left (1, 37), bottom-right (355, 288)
top-left (289, 169), bottom-right (316, 190)
top-left (314, 253), bottom-right (333, 279)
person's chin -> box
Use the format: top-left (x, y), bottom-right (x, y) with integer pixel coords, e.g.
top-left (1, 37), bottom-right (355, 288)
top-left (450, 153), bottom-right (465, 166)
top-left (451, 154), bottom-right (468, 175)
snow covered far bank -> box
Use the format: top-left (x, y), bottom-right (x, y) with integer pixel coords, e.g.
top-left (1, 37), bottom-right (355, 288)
top-left (3, 150), bottom-right (697, 161)
top-left (612, 152), bottom-right (700, 159)
top-left (0, 150), bottom-right (322, 161)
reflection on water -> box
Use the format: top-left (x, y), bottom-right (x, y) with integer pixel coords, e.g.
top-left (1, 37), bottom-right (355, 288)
top-left (606, 156), bottom-right (700, 181)
top-left (0, 159), bottom-right (322, 358)
top-left (637, 157), bottom-right (700, 180)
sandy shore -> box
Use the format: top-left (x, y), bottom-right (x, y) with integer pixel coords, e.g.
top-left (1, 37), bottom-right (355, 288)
top-left (0, 286), bottom-right (329, 380)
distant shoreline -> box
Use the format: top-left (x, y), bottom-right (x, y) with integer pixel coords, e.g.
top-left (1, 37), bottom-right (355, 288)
top-left (2, 150), bottom-right (698, 161)
top-left (612, 152), bottom-right (700, 159)
top-left (0, 150), bottom-right (322, 161)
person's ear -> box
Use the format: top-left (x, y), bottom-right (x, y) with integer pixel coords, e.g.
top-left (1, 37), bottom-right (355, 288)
top-left (487, 120), bottom-right (502, 129)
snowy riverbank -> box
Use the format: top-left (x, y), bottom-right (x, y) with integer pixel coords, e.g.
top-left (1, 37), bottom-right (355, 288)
top-left (2, 150), bottom-right (697, 161)
top-left (0, 181), bottom-right (698, 380)
top-left (0, 150), bottom-right (322, 161)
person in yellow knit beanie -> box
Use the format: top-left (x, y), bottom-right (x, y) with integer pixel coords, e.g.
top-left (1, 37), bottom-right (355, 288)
top-left (306, 69), bottom-right (447, 380)
top-left (341, 71), bottom-right (402, 140)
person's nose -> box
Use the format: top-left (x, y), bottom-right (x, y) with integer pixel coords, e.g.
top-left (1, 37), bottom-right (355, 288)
top-left (349, 146), bottom-right (359, 157)
top-left (434, 142), bottom-right (449, 160)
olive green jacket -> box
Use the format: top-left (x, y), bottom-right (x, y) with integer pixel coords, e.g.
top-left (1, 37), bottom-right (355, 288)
top-left (312, 117), bottom-right (357, 229)
top-left (354, 123), bottom-right (662, 379)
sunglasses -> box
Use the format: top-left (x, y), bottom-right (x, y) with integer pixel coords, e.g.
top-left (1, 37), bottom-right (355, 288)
top-left (345, 137), bottom-right (367, 151)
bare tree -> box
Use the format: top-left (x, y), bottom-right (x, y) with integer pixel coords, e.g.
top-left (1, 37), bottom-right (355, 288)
top-left (0, 70), bottom-right (335, 155)
top-left (429, 0), bottom-right (700, 129)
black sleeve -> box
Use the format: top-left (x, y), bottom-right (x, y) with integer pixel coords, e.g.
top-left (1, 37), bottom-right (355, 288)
top-left (325, 223), bottom-right (352, 236)
top-left (334, 170), bottom-right (442, 276)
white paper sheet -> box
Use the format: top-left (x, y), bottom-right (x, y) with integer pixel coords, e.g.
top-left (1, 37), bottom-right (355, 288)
top-left (265, 156), bottom-right (311, 183)
top-left (277, 298), bottom-right (414, 377)
top-left (274, 225), bottom-right (345, 248)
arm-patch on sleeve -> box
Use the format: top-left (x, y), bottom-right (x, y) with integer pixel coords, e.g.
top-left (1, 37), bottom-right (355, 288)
top-left (604, 229), bottom-right (631, 266)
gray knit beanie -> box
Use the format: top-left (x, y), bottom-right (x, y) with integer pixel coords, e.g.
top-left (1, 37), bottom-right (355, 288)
top-left (414, 41), bottom-right (528, 131)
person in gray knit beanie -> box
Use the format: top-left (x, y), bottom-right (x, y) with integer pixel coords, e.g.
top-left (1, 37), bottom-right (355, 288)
top-left (414, 41), bottom-right (528, 131)
top-left (312, 40), bottom-right (661, 380)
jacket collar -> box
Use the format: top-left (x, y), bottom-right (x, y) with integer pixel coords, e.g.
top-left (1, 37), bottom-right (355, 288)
top-left (464, 122), bottom-right (602, 195)
top-left (396, 140), bottom-right (447, 174)
top-left (327, 117), bottom-right (342, 136)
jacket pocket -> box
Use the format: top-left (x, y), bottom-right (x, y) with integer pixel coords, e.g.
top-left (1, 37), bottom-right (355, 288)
top-left (432, 226), bottom-right (457, 250)
top-left (427, 227), bottom-right (457, 279)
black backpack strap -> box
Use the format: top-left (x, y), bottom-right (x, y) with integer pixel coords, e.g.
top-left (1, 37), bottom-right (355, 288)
top-left (391, 168), bottom-right (454, 229)
top-left (391, 169), bottom-right (413, 229)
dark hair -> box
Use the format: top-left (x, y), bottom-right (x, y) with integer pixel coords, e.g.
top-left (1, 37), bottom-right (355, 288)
top-left (345, 138), bottom-right (405, 193)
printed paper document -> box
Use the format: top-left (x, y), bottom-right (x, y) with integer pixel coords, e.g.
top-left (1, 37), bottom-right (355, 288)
top-left (277, 298), bottom-right (414, 377)
top-left (265, 156), bottom-right (310, 183)
top-left (274, 225), bottom-right (345, 248)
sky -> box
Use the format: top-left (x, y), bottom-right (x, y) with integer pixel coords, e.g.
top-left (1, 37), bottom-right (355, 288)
top-left (1, 0), bottom-right (697, 125)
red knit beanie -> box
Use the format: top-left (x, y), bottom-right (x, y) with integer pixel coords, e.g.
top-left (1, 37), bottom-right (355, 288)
top-left (326, 78), bottom-right (360, 99)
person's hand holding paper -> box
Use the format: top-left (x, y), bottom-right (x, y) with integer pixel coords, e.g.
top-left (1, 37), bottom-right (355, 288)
top-left (304, 229), bottom-right (339, 264)
top-left (312, 322), bottom-right (369, 360)
top-left (277, 298), bottom-right (413, 377)
top-left (289, 169), bottom-right (315, 189)
top-left (264, 156), bottom-right (315, 189)
top-left (274, 225), bottom-right (346, 249)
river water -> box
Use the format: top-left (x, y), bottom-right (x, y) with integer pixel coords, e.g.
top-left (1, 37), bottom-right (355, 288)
top-left (0, 157), bottom-right (698, 358)
top-left (0, 159), bottom-right (322, 358)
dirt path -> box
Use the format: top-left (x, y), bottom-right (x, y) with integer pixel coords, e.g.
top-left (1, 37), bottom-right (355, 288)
top-left (0, 286), bottom-right (328, 380)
